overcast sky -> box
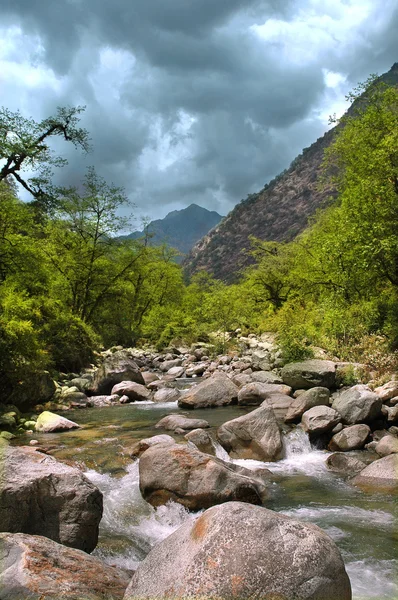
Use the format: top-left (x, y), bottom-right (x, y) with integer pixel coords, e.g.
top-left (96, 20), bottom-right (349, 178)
top-left (1, 0), bottom-right (397, 226)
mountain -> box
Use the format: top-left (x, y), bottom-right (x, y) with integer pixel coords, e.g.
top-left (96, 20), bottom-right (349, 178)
top-left (124, 204), bottom-right (223, 255)
top-left (184, 63), bottom-right (398, 282)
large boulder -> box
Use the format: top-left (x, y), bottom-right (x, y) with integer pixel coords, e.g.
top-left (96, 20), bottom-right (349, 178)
top-left (250, 370), bottom-right (283, 384)
top-left (128, 434), bottom-right (175, 458)
top-left (281, 360), bottom-right (336, 390)
top-left (35, 410), bottom-right (80, 433)
top-left (375, 434), bottom-right (398, 456)
top-left (155, 414), bottom-right (210, 432)
top-left (0, 532), bottom-right (129, 600)
top-left (332, 385), bottom-right (382, 424)
top-left (352, 453), bottom-right (398, 490)
top-left (178, 373), bottom-right (238, 409)
top-left (153, 388), bottom-right (181, 403)
top-left (184, 428), bottom-right (215, 455)
top-left (6, 371), bottom-right (56, 410)
top-left (124, 502), bottom-right (352, 600)
top-left (328, 424), bottom-right (370, 451)
top-left (111, 381), bottom-right (151, 401)
top-left (0, 447), bottom-right (102, 552)
top-left (285, 387), bottom-right (330, 423)
top-left (237, 382), bottom-right (291, 406)
top-left (325, 453), bottom-right (367, 477)
top-left (301, 405), bottom-right (341, 435)
top-left (217, 402), bottom-right (282, 461)
top-left (89, 351), bottom-right (144, 394)
top-left (138, 443), bottom-right (265, 510)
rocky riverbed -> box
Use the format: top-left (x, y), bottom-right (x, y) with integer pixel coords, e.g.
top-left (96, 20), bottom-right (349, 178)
top-left (1, 338), bottom-right (397, 599)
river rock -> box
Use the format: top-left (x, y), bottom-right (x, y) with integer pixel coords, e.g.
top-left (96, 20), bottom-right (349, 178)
top-left (178, 373), bottom-right (238, 409)
top-left (7, 371), bottom-right (56, 410)
top-left (141, 372), bottom-right (160, 385)
top-left (301, 405), bottom-right (341, 435)
top-left (281, 360), bottom-right (336, 390)
top-left (328, 424), bottom-right (371, 451)
top-left (325, 453), bottom-right (367, 476)
top-left (285, 387), bottom-right (330, 423)
top-left (111, 381), bottom-right (151, 401)
top-left (184, 428), bottom-right (215, 455)
top-left (374, 380), bottom-right (398, 401)
top-left (89, 394), bottom-right (120, 407)
top-left (237, 382), bottom-right (291, 406)
top-left (250, 370), bottom-right (283, 384)
top-left (124, 501), bottom-right (351, 600)
top-left (0, 532), bottom-right (130, 600)
top-left (217, 402), bottom-right (282, 461)
top-left (352, 453), bottom-right (398, 489)
top-left (159, 359), bottom-right (182, 372)
top-left (0, 446), bottom-right (102, 552)
top-left (153, 387), bottom-right (180, 403)
top-left (375, 434), bottom-right (398, 456)
top-left (129, 434), bottom-right (175, 458)
top-left (332, 385), bottom-right (382, 424)
top-left (35, 410), bottom-right (80, 433)
top-left (155, 414), bottom-right (209, 431)
top-left (166, 366), bottom-right (185, 378)
top-left (89, 351), bottom-right (145, 394)
top-left (139, 443), bottom-right (264, 510)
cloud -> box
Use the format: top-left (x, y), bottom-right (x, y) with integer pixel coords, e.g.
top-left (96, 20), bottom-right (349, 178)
top-left (0, 0), bottom-right (397, 221)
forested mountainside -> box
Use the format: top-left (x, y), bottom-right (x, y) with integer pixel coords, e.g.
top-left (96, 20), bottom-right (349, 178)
top-left (184, 63), bottom-right (398, 282)
top-left (123, 204), bottom-right (222, 255)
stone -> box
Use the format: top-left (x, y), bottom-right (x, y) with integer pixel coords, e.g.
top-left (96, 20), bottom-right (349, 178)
top-left (301, 406), bottom-right (341, 435)
top-left (375, 434), bottom-right (398, 456)
top-left (124, 502), bottom-right (351, 600)
top-left (185, 362), bottom-right (207, 377)
top-left (139, 444), bottom-right (265, 510)
top-left (167, 366), bottom-right (185, 378)
top-left (89, 394), bottom-right (119, 407)
top-left (237, 382), bottom-right (291, 406)
top-left (328, 424), bottom-right (371, 451)
top-left (68, 377), bottom-right (92, 392)
top-left (153, 388), bottom-right (180, 403)
top-left (184, 428), bottom-right (215, 455)
top-left (128, 434), bottom-right (175, 458)
top-left (285, 387), bottom-right (331, 423)
top-left (178, 373), bottom-right (238, 409)
top-left (374, 380), bottom-right (398, 401)
top-left (217, 402), bottom-right (282, 461)
top-left (155, 414), bottom-right (209, 431)
top-left (35, 411), bottom-right (80, 433)
top-left (281, 360), bottom-right (336, 390)
top-left (159, 359), bottom-right (182, 372)
top-left (250, 370), bottom-right (283, 384)
top-left (325, 453), bottom-right (366, 477)
top-left (0, 446), bottom-right (102, 552)
top-left (0, 532), bottom-right (130, 600)
top-left (231, 373), bottom-right (252, 387)
top-left (352, 453), bottom-right (398, 490)
top-left (332, 385), bottom-right (382, 424)
top-left (384, 405), bottom-right (398, 422)
top-left (111, 381), bottom-right (151, 401)
top-left (141, 371), bottom-right (160, 385)
top-left (89, 351), bottom-right (144, 394)
top-left (7, 371), bottom-right (56, 410)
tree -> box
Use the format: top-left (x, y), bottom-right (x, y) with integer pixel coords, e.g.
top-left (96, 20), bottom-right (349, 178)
top-left (0, 105), bottom-right (90, 207)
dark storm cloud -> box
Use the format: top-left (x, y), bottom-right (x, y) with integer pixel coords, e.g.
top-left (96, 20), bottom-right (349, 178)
top-left (1, 0), bottom-right (397, 220)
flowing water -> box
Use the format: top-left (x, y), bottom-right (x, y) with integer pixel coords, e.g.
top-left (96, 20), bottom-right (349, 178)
top-left (14, 401), bottom-right (398, 599)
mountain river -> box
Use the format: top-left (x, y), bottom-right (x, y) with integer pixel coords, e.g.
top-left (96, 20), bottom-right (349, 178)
top-left (13, 398), bottom-right (398, 599)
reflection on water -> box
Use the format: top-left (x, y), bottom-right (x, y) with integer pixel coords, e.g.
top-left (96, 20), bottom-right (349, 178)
top-left (13, 402), bottom-right (398, 599)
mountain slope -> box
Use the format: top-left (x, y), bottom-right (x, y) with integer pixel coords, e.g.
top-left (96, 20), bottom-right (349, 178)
top-left (184, 63), bottom-right (398, 282)
top-left (124, 204), bottom-right (223, 255)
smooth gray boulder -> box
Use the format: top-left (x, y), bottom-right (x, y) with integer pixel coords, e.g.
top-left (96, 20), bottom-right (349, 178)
top-left (325, 453), bottom-right (367, 477)
top-left (184, 428), bottom-right (215, 455)
top-left (178, 373), bottom-right (238, 408)
top-left (375, 434), bottom-right (398, 456)
top-left (374, 380), bottom-right (398, 401)
top-left (111, 381), bottom-right (151, 401)
top-left (217, 402), bottom-right (282, 461)
top-left (332, 385), bottom-right (382, 424)
top-left (0, 447), bottom-right (102, 552)
top-left (285, 387), bottom-right (330, 423)
top-left (352, 453), bottom-right (398, 489)
top-left (124, 502), bottom-right (352, 600)
top-left (237, 382), bottom-right (291, 406)
top-left (0, 532), bottom-right (129, 600)
top-left (281, 360), bottom-right (336, 390)
top-left (328, 424), bottom-right (370, 451)
top-left (155, 414), bottom-right (209, 431)
top-left (301, 405), bottom-right (341, 435)
top-left (128, 434), bottom-right (175, 458)
top-left (139, 443), bottom-right (265, 510)
top-left (153, 387), bottom-right (180, 403)
top-left (35, 410), bottom-right (80, 433)
top-left (250, 370), bottom-right (283, 384)
top-left (89, 351), bottom-right (144, 394)
top-left (141, 371), bottom-right (159, 385)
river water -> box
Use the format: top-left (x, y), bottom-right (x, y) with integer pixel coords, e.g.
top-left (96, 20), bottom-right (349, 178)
top-left (15, 400), bottom-right (398, 599)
